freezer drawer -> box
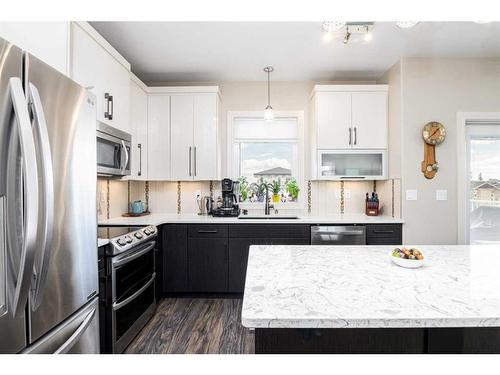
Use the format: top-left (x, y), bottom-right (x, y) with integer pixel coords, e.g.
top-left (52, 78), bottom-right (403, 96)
top-left (22, 297), bottom-right (99, 354)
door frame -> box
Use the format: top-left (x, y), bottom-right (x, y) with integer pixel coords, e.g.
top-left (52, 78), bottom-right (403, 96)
top-left (457, 112), bottom-right (500, 244)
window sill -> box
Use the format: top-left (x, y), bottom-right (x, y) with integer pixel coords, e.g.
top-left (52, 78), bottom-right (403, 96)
top-left (239, 201), bottom-right (305, 210)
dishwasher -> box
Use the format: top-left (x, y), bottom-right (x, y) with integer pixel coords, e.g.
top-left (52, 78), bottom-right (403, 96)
top-left (311, 225), bottom-right (366, 245)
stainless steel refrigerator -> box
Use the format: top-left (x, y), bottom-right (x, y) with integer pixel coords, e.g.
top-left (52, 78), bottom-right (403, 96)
top-left (0, 36), bottom-right (99, 354)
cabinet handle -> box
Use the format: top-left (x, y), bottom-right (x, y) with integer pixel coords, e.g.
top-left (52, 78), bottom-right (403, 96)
top-left (372, 230), bottom-right (395, 234)
top-left (109, 94), bottom-right (114, 120)
top-left (197, 230), bottom-right (218, 234)
top-left (188, 146), bottom-right (192, 176)
top-left (354, 126), bottom-right (357, 145)
top-left (138, 143), bottom-right (142, 176)
top-left (194, 146), bottom-right (197, 177)
top-left (348, 127), bottom-right (352, 146)
top-left (104, 93), bottom-right (113, 120)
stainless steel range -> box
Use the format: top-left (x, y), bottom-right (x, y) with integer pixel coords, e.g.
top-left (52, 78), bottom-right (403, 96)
top-left (97, 226), bottom-right (158, 353)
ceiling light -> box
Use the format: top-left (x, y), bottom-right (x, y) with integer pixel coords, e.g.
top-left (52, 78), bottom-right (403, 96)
top-left (363, 31), bottom-right (373, 42)
top-left (322, 21), bottom-right (346, 32)
top-left (263, 66), bottom-right (274, 122)
top-left (396, 21), bottom-right (419, 28)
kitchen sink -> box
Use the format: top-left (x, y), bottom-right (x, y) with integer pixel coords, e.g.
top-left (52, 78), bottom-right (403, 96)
top-left (238, 216), bottom-right (300, 220)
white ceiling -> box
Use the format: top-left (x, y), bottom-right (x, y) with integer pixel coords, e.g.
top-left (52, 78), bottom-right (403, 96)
top-left (90, 22), bottom-right (500, 83)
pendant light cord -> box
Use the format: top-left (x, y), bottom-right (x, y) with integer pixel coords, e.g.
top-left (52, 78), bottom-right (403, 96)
top-left (267, 69), bottom-right (271, 106)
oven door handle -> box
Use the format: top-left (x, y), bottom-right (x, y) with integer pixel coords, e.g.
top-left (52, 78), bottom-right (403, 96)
top-left (112, 241), bottom-right (155, 269)
top-left (112, 273), bottom-right (155, 311)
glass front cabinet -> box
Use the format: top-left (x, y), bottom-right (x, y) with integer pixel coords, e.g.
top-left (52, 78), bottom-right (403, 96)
top-left (317, 149), bottom-right (387, 180)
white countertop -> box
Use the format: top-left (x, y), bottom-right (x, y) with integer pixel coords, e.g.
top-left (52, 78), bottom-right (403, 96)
top-left (241, 244), bottom-right (500, 329)
top-left (98, 213), bottom-right (404, 226)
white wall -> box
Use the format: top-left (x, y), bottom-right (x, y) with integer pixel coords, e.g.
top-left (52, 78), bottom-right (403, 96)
top-left (382, 58), bottom-right (500, 244)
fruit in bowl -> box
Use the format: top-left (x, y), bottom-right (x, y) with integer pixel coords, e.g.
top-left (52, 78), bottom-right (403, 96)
top-left (391, 247), bottom-right (424, 268)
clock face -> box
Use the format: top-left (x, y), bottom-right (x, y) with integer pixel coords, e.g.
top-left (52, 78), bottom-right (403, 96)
top-left (422, 122), bottom-right (446, 145)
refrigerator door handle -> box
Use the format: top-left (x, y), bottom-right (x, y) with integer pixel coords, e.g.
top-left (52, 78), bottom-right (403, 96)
top-left (121, 140), bottom-right (129, 173)
top-left (28, 82), bottom-right (54, 309)
top-left (7, 77), bottom-right (39, 317)
top-left (53, 307), bottom-right (96, 354)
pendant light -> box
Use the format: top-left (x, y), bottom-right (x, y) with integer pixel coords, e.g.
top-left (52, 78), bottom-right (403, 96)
top-left (263, 66), bottom-right (274, 121)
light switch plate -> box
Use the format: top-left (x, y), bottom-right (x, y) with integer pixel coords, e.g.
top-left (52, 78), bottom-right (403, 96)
top-left (406, 189), bottom-right (418, 201)
top-left (335, 190), bottom-right (341, 199)
top-left (436, 190), bottom-right (448, 201)
top-left (344, 190), bottom-right (351, 199)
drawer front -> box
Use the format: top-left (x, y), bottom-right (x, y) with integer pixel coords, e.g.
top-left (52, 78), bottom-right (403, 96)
top-left (229, 224), bottom-right (310, 239)
top-left (366, 224), bottom-right (402, 238)
top-left (366, 237), bottom-right (402, 246)
top-left (188, 224), bottom-right (228, 238)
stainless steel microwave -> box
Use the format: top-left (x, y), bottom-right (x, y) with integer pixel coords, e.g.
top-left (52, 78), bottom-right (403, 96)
top-left (96, 122), bottom-right (131, 177)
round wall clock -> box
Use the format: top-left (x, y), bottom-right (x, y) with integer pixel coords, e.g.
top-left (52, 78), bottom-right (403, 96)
top-left (422, 121), bottom-right (446, 145)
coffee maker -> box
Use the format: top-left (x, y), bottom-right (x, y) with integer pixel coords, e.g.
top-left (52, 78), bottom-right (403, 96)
top-left (211, 178), bottom-right (241, 217)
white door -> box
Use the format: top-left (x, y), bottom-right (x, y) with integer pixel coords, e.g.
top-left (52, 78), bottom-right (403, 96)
top-left (170, 95), bottom-right (194, 180)
top-left (465, 122), bottom-right (500, 244)
top-left (193, 94), bottom-right (218, 180)
top-left (351, 92), bottom-right (388, 149)
top-left (147, 95), bottom-right (171, 180)
top-left (130, 80), bottom-right (148, 180)
top-left (315, 93), bottom-right (351, 149)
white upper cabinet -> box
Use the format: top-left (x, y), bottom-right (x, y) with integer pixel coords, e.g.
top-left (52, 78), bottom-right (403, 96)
top-left (316, 93), bottom-right (351, 149)
top-left (0, 22), bottom-right (70, 75)
top-left (161, 88), bottom-right (220, 181)
top-left (193, 94), bottom-right (218, 180)
top-left (170, 95), bottom-right (194, 180)
top-left (147, 95), bottom-right (171, 180)
top-left (351, 92), bottom-right (388, 149)
top-left (70, 22), bottom-right (131, 133)
top-left (311, 85), bottom-right (388, 150)
top-left (130, 76), bottom-right (149, 180)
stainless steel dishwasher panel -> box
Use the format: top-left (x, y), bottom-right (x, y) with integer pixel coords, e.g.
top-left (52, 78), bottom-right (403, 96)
top-left (311, 225), bottom-right (366, 245)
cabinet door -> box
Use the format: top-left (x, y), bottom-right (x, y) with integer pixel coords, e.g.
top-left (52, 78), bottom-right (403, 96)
top-left (228, 238), bottom-right (309, 293)
top-left (316, 93), bottom-right (351, 149)
top-left (107, 61), bottom-right (131, 133)
top-left (0, 22), bottom-right (69, 75)
top-left (147, 95), bottom-right (171, 180)
top-left (193, 94), bottom-right (218, 180)
top-left (351, 92), bottom-right (388, 149)
top-left (170, 95), bottom-right (194, 180)
top-left (162, 225), bottom-right (189, 293)
top-left (188, 238), bottom-right (228, 292)
top-left (130, 80), bottom-right (148, 180)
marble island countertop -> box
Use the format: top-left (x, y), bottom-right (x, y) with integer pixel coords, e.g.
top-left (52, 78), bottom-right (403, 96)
top-left (242, 245), bottom-right (500, 329)
top-left (98, 213), bottom-right (404, 226)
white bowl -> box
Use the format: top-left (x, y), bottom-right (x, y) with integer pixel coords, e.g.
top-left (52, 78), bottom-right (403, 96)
top-left (391, 255), bottom-right (424, 269)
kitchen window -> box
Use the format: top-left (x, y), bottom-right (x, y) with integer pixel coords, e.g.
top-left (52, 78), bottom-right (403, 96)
top-left (228, 112), bottom-right (304, 208)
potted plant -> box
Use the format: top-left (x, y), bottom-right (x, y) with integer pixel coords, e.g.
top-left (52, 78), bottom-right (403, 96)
top-left (285, 177), bottom-right (300, 202)
top-left (269, 179), bottom-right (281, 203)
top-left (249, 178), bottom-right (266, 202)
top-left (238, 176), bottom-right (248, 202)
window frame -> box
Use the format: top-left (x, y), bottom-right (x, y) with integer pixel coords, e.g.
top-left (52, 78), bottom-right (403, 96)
top-left (227, 110), bottom-right (305, 210)
top-left (457, 112), bottom-right (500, 244)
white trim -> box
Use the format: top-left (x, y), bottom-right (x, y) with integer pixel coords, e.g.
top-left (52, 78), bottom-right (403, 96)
top-left (457, 112), bottom-right (500, 244)
top-left (130, 72), bottom-right (148, 92)
top-left (147, 86), bottom-right (220, 95)
top-left (72, 22), bottom-right (131, 71)
top-left (227, 110), bottom-right (305, 210)
top-left (311, 84), bottom-right (388, 97)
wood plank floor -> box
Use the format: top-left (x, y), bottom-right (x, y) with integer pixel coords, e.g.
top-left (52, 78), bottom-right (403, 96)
top-left (125, 298), bottom-right (255, 354)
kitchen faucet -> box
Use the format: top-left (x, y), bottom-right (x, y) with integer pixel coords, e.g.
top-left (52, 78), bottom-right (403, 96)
top-left (264, 183), bottom-right (274, 215)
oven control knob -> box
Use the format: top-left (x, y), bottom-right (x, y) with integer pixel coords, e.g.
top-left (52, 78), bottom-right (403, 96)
top-left (134, 232), bottom-right (143, 239)
top-left (144, 228), bottom-right (151, 235)
top-left (125, 236), bottom-right (133, 243)
top-left (117, 238), bottom-right (127, 246)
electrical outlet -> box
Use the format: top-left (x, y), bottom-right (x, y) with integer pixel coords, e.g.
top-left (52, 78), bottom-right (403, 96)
top-left (436, 190), bottom-right (447, 201)
top-left (406, 190), bottom-right (418, 201)
top-left (344, 190), bottom-right (351, 199)
top-left (335, 190), bottom-right (341, 199)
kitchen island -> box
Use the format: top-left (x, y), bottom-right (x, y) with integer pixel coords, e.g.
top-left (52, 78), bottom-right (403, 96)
top-left (242, 245), bottom-right (500, 353)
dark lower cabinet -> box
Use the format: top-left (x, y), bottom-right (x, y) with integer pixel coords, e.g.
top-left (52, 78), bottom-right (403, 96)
top-left (188, 237), bottom-right (228, 292)
top-left (228, 237), bottom-right (309, 293)
top-left (366, 224), bottom-right (402, 245)
top-left (162, 224), bottom-right (189, 293)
